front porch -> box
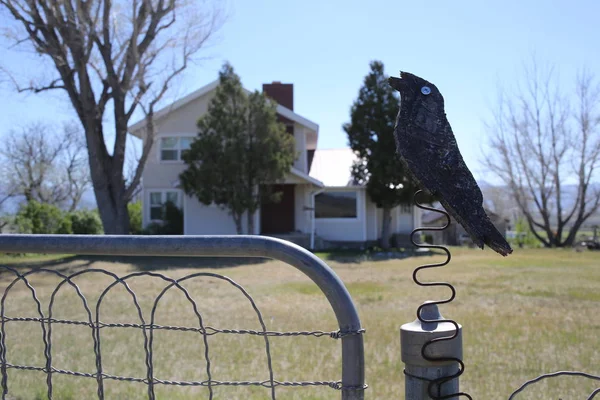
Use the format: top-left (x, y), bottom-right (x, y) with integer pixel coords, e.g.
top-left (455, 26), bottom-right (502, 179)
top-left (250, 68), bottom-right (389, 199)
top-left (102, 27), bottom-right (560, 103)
top-left (259, 171), bottom-right (324, 248)
top-left (259, 181), bottom-right (322, 237)
top-left (147, 170), bottom-right (324, 246)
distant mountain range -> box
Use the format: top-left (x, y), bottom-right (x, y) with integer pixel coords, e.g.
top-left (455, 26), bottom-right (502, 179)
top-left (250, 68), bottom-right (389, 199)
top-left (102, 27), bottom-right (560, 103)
top-left (479, 181), bottom-right (600, 229)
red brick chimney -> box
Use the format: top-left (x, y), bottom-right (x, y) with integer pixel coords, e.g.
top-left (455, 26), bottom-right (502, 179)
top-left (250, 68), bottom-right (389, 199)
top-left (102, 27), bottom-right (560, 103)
top-left (262, 81), bottom-right (293, 110)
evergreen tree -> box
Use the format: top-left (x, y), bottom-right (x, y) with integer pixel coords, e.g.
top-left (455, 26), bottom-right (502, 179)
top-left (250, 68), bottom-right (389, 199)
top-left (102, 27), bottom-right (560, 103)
top-left (180, 62), bottom-right (296, 234)
top-left (344, 61), bottom-right (420, 249)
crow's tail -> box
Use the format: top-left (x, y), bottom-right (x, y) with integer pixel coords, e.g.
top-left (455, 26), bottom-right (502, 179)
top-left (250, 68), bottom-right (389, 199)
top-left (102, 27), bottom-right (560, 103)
top-left (440, 199), bottom-right (513, 257)
top-left (482, 223), bottom-right (513, 256)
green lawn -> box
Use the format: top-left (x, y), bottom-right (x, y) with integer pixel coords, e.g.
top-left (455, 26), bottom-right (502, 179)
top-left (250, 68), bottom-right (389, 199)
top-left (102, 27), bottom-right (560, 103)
top-left (0, 247), bottom-right (598, 399)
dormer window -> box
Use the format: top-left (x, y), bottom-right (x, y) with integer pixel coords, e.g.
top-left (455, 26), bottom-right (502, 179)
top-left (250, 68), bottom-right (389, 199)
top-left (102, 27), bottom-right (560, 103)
top-left (160, 136), bottom-right (193, 161)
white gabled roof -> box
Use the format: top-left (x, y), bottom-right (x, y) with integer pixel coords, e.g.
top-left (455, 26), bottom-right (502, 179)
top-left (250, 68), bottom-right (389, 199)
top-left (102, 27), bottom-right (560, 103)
top-left (276, 104), bottom-right (318, 132)
top-left (290, 167), bottom-right (324, 187)
top-left (309, 148), bottom-right (364, 188)
top-left (128, 79), bottom-right (319, 135)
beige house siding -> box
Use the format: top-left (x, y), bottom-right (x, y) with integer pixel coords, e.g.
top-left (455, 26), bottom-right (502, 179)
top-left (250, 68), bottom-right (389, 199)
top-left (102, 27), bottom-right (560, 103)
top-left (143, 162), bottom-right (187, 189)
top-left (155, 91), bottom-right (215, 134)
top-left (184, 194), bottom-right (257, 235)
top-left (293, 125), bottom-right (307, 173)
top-left (142, 90), bottom-right (215, 189)
top-left (366, 195), bottom-right (378, 241)
top-left (396, 204), bottom-right (414, 234)
top-left (294, 184), bottom-right (312, 233)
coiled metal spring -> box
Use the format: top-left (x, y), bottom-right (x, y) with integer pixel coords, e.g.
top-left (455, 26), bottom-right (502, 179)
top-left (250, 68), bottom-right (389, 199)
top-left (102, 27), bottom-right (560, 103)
top-left (409, 190), bottom-right (472, 400)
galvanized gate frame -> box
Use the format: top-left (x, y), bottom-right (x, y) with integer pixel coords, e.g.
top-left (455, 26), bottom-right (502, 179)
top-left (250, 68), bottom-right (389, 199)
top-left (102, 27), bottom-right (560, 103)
top-left (0, 234), bottom-right (365, 400)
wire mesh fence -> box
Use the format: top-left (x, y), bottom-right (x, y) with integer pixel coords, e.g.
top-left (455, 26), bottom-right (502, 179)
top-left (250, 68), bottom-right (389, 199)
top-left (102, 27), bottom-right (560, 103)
top-left (1, 234), bottom-right (595, 399)
top-left (0, 235), bottom-right (366, 400)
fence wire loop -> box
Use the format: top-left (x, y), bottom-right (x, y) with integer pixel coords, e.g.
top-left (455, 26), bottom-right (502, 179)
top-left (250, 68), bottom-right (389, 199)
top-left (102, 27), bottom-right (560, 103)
top-left (508, 370), bottom-right (600, 400)
top-left (0, 264), bottom-right (361, 400)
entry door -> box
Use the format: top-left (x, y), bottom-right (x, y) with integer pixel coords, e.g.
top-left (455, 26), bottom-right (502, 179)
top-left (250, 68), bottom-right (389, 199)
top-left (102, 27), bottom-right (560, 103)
top-left (260, 184), bottom-right (295, 234)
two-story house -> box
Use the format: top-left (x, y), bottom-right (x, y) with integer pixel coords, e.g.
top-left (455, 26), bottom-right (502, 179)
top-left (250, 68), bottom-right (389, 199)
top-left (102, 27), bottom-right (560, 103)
top-left (128, 80), bottom-right (324, 241)
top-left (128, 80), bottom-right (421, 249)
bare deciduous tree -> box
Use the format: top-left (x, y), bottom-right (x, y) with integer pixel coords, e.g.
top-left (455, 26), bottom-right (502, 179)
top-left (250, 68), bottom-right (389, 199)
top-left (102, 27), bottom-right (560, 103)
top-left (482, 60), bottom-right (600, 247)
top-left (481, 184), bottom-right (525, 228)
top-left (0, 0), bottom-right (224, 233)
top-left (0, 164), bottom-right (12, 231)
top-left (0, 121), bottom-right (90, 211)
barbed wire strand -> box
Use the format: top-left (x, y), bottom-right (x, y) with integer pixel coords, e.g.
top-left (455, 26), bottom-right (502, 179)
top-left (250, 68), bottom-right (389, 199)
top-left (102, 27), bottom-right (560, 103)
top-left (0, 317), bottom-right (363, 337)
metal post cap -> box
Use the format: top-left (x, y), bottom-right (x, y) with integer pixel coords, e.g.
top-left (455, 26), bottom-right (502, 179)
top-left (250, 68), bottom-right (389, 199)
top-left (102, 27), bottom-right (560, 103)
top-left (400, 302), bottom-right (462, 366)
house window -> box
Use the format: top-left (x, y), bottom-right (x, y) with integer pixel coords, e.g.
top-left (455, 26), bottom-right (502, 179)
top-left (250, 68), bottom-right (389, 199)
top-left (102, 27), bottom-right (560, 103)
top-left (400, 204), bottom-right (412, 214)
top-left (315, 191), bottom-right (358, 219)
top-left (160, 136), bottom-right (194, 161)
top-left (149, 190), bottom-right (181, 221)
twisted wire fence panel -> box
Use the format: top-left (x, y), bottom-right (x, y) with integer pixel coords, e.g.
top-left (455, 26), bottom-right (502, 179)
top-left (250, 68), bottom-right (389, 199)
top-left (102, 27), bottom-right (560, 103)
top-left (0, 235), bottom-right (366, 400)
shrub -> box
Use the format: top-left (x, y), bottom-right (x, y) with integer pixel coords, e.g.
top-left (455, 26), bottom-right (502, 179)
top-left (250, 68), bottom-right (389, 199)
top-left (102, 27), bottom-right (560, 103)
top-left (142, 201), bottom-right (183, 235)
top-left (128, 201), bottom-right (143, 234)
top-left (56, 216), bottom-right (73, 234)
top-left (69, 209), bottom-right (103, 234)
top-left (15, 201), bottom-right (72, 234)
top-left (509, 216), bottom-right (542, 248)
top-left (422, 233), bottom-right (434, 244)
top-left (141, 222), bottom-right (165, 235)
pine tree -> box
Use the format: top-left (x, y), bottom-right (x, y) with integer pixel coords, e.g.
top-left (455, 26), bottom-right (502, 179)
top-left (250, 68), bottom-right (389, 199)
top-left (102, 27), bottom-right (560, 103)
top-left (344, 61), bottom-right (419, 249)
top-left (180, 62), bottom-right (296, 234)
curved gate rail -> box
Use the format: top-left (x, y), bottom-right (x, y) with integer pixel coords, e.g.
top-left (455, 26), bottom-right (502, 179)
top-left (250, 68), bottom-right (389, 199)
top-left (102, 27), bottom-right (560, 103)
top-left (0, 234), bottom-right (366, 400)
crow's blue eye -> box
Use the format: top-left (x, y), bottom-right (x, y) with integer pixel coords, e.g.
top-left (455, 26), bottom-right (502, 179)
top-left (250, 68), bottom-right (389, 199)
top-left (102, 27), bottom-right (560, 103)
top-left (421, 86), bottom-right (431, 95)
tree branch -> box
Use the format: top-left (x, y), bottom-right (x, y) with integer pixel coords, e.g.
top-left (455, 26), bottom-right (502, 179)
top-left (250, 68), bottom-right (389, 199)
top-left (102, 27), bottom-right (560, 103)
top-left (1, 0), bottom-right (225, 233)
top-left (482, 57), bottom-right (600, 247)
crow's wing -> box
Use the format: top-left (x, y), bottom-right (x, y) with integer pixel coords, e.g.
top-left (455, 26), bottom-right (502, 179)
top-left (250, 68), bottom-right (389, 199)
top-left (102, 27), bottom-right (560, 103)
top-left (397, 114), bottom-right (486, 243)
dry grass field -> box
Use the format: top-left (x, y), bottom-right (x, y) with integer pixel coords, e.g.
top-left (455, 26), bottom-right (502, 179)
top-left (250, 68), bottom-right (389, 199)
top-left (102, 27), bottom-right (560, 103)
top-left (0, 247), bottom-right (598, 399)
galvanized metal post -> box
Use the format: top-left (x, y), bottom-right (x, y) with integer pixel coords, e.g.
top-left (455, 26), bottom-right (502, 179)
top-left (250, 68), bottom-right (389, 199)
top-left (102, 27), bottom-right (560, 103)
top-left (401, 302), bottom-right (462, 399)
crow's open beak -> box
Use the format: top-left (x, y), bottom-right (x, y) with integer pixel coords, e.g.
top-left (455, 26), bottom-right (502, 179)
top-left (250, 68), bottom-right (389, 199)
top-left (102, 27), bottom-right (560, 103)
top-left (388, 76), bottom-right (406, 92)
top-left (388, 73), bottom-right (406, 92)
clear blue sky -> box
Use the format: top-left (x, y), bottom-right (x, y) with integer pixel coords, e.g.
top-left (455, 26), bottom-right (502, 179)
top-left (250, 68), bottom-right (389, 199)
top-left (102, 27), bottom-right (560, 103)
top-left (1, 0), bottom-right (599, 182)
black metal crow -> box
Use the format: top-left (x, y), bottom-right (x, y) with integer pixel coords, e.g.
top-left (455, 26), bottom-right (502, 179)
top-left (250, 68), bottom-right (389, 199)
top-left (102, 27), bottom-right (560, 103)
top-left (388, 71), bottom-right (513, 256)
